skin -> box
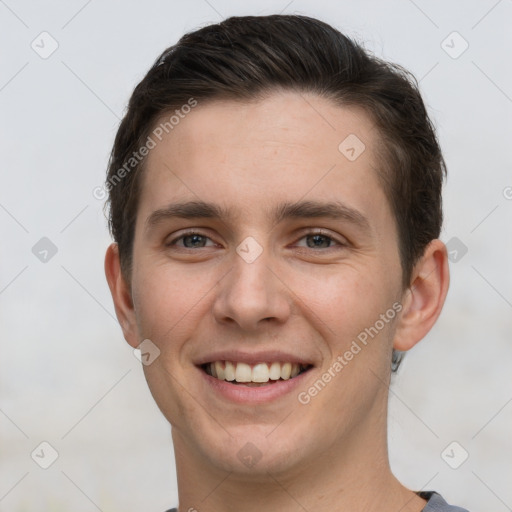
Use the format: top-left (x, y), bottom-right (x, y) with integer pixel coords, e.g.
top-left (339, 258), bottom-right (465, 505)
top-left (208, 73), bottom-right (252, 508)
top-left (105, 91), bottom-right (449, 512)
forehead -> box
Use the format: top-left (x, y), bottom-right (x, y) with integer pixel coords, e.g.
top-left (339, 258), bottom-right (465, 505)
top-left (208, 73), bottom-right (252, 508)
top-left (137, 91), bottom-right (393, 234)
top-left (148, 92), bottom-right (378, 172)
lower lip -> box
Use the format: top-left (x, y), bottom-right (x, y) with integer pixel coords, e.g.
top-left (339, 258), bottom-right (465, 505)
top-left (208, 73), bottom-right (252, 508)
top-left (198, 367), bottom-right (312, 404)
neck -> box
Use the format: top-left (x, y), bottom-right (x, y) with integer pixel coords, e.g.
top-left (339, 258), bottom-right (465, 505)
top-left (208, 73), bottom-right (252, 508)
top-left (171, 405), bottom-right (427, 512)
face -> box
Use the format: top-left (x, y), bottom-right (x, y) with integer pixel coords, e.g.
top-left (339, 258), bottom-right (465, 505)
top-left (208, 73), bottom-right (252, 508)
top-left (122, 91), bottom-right (406, 478)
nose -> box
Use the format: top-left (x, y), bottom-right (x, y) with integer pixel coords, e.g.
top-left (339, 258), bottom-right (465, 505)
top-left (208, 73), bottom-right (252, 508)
top-left (212, 245), bottom-right (291, 332)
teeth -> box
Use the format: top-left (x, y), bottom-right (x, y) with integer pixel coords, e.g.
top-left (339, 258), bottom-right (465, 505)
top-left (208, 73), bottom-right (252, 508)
top-left (214, 361), bottom-right (225, 380)
top-left (269, 362), bottom-right (281, 380)
top-left (235, 362), bottom-right (252, 382)
top-left (281, 362), bottom-right (292, 380)
top-left (290, 363), bottom-right (300, 378)
top-left (224, 361), bottom-right (236, 381)
top-left (252, 363), bottom-right (269, 382)
top-left (205, 361), bottom-right (307, 383)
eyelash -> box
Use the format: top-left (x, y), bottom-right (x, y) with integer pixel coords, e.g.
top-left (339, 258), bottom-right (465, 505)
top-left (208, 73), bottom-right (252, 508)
top-left (166, 229), bottom-right (346, 251)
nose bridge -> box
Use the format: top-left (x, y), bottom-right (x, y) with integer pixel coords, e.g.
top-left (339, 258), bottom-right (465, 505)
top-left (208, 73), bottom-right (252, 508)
top-left (213, 236), bottom-right (289, 330)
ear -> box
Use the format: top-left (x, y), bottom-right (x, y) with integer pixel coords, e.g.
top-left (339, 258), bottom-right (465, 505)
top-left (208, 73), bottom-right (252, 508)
top-left (104, 243), bottom-right (139, 348)
top-left (393, 239), bottom-right (450, 351)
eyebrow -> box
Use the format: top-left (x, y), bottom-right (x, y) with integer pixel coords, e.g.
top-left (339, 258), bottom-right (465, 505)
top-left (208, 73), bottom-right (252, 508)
top-left (145, 199), bottom-right (371, 234)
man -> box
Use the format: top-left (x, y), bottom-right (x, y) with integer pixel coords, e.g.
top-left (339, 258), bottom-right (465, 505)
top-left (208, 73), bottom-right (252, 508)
top-left (104, 14), bottom-right (468, 512)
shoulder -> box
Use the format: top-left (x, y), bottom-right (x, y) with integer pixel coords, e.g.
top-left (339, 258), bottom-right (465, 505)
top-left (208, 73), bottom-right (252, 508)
top-left (419, 491), bottom-right (470, 512)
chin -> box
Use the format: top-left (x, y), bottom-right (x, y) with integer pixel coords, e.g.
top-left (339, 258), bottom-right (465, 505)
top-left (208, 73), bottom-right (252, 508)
top-left (188, 419), bottom-right (314, 478)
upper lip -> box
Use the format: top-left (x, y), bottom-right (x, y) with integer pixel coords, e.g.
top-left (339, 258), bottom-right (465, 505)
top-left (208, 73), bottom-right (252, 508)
top-left (194, 350), bottom-right (315, 367)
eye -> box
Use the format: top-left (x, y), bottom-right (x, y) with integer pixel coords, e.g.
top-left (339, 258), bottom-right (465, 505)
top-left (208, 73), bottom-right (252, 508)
top-left (294, 230), bottom-right (346, 250)
top-left (167, 231), bottom-right (217, 249)
top-left (166, 229), bottom-right (347, 251)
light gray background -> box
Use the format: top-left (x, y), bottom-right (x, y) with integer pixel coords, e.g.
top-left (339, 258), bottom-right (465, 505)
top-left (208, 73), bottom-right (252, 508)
top-left (1, 0), bottom-right (511, 511)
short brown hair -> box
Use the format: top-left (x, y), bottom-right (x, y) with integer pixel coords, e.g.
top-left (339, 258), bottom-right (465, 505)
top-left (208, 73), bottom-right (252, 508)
top-left (105, 14), bottom-right (447, 370)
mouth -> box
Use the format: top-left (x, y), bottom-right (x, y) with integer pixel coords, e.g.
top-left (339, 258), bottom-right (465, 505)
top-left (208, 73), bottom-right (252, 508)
top-left (200, 361), bottom-right (313, 387)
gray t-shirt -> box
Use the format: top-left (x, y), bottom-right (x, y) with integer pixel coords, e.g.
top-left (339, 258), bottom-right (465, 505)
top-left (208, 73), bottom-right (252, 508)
top-left (418, 491), bottom-right (470, 511)
top-left (165, 490), bottom-right (470, 512)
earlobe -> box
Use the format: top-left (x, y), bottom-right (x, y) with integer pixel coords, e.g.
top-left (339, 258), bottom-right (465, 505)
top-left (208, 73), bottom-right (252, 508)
top-left (104, 243), bottom-right (139, 348)
top-left (393, 239), bottom-right (450, 352)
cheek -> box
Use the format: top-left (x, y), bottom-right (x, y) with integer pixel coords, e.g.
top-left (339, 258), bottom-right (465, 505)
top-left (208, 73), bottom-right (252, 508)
top-left (131, 262), bottom-right (218, 347)
top-left (290, 265), bottom-right (397, 357)
top-left (292, 268), bottom-right (399, 426)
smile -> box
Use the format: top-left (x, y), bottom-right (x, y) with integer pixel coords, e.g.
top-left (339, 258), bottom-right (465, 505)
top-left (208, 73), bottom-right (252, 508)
top-left (202, 361), bottom-right (312, 386)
